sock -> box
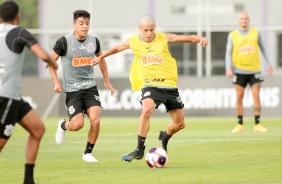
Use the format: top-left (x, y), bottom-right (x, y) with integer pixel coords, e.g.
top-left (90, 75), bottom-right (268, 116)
top-left (255, 115), bottom-right (260, 125)
top-left (84, 142), bottom-right (95, 154)
top-left (61, 121), bottom-right (67, 131)
top-left (237, 116), bottom-right (243, 125)
top-left (163, 131), bottom-right (172, 142)
top-left (23, 163), bottom-right (35, 184)
top-left (137, 135), bottom-right (146, 151)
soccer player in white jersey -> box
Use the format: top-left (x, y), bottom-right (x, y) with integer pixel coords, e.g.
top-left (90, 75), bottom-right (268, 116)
top-left (49, 10), bottom-right (115, 162)
top-left (0, 1), bottom-right (58, 183)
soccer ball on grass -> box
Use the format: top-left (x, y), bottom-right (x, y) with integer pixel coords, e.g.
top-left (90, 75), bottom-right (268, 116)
top-left (145, 147), bottom-right (168, 168)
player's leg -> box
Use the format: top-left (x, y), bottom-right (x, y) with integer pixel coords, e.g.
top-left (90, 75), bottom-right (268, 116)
top-left (82, 106), bottom-right (101, 162)
top-left (55, 90), bottom-right (84, 144)
top-left (157, 88), bottom-right (184, 151)
top-left (251, 81), bottom-right (268, 132)
top-left (0, 139), bottom-right (8, 152)
top-left (251, 82), bottom-right (261, 117)
top-left (157, 108), bottom-right (185, 152)
top-left (18, 108), bottom-right (45, 184)
top-left (231, 84), bottom-right (245, 132)
top-left (122, 97), bottom-right (156, 162)
top-left (235, 84), bottom-right (245, 118)
top-left (231, 74), bottom-right (247, 133)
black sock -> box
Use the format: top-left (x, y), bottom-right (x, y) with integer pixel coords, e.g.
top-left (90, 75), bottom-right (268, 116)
top-left (137, 135), bottom-right (146, 150)
top-left (61, 121), bottom-right (67, 131)
top-left (84, 142), bottom-right (95, 154)
top-left (163, 131), bottom-right (172, 142)
top-left (237, 116), bottom-right (243, 125)
top-left (24, 163), bottom-right (35, 184)
top-left (255, 115), bottom-right (260, 125)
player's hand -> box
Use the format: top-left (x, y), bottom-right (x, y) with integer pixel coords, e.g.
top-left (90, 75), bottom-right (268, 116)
top-left (200, 37), bottom-right (208, 48)
top-left (268, 66), bottom-right (273, 76)
top-left (226, 69), bottom-right (233, 78)
top-left (104, 81), bottom-right (116, 96)
top-left (54, 83), bottom-right (63, 93)
top-left (92, 57), bottom-right (102, 66)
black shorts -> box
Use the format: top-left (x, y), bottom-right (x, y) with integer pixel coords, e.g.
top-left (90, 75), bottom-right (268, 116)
top-left (233, 73), bottom-right (263, 88)
top-left (141, 87), bottom-right (184, 112)
top-left (0, 97), bottom-right (32, 139)
top-left (65, 86), bottom-right (101, 120)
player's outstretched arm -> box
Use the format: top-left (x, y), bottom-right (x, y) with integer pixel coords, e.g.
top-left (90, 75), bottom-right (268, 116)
top-left (30, 43), bottom-right (58, 70)
top-left (166, 34), bottom-right (208, 48)
top-left (48, 50), bottom-right (62, 93)
top-left (92, 39), bottom-right (130, 66)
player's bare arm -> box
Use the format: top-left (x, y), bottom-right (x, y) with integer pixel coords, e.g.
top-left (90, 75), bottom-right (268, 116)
top-left (92, 39), bottom-right (130, 66)
top-left (95, 51), bottom-right (116, 95)
top-left (49, 50), bottom-right (62, 93)
top-left (166, 34), bottom-right (208, 48)
top-left (30, 43), bottom-right (58, 70)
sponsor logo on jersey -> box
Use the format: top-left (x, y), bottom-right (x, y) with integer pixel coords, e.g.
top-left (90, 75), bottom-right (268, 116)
top-left (141, 55), bottom-right (163, 65)
top-left (72, 56), bottom-right (93, 67)
top-left (79, 45), bottom-right (87, 50)
top-left (146, 46), bottom-right (154, 52)
top-left (144, 78), bottom-right (165, 83)
top-left (86, 43), bottom-right (95, 53)
top-left (239, 46), bottom-right (254, 54)
top-left (73, 80), bottom-right (93, 88)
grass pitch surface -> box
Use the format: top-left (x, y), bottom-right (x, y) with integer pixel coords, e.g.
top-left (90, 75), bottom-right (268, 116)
top-left (1, 116), bottom-right (282, 184)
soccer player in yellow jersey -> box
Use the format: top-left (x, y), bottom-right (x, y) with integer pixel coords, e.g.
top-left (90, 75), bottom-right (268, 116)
top-left (225, 12), bottom-right (273, 133)
top-left (92, 15), bottom-right (208, 162)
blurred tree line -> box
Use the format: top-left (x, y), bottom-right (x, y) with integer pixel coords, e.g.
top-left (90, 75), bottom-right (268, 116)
top-left (0, 0), bottom-right (38, 28)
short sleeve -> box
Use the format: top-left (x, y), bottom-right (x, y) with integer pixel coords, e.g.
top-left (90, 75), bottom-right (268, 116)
top-left (95, 37), bottom-right (101, 54)
top-left (53, 36), bottom-right (67, 56)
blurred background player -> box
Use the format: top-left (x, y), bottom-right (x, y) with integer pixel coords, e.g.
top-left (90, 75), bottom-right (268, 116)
top-left (225, 12), bottom-right (273, 133)
top-left (49, 10), bottom-right (115, 162)
top-left (0, 1), bottom-right (58, 184)
top-left (92, 15), bottom-right (208, 162)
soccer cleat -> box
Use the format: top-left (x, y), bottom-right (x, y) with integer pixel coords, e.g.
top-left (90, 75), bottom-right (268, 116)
top-left (231, 124), bottom-right (244, 133)
top-left (157, 131), bottom-right (167, 151)
top-left (55, 119), bottom-right (66, 144)
top-left (254, 124), bottom-right (268, 133)
top-left (82, 153), bottom-right (98, 162)
top-left (121, 146), bottom-right (145, 162)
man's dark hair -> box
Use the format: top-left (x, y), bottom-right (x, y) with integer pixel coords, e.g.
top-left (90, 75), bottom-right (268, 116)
top-left (0, 0), bottom-right (19, 22)
top-left (73, 10), bottom-right (90, 21)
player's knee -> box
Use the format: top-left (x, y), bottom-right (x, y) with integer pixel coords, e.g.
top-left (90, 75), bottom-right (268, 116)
top-left (141, 107), bottom-right (154, 118)
top-left (90, 119), bottom-right (100, 128)
top-left (33, 125), bottom-right (45, 140)
top-left (175, 122), bottom-right (185, 131)
top-left (73, 121), bottom-right (84, 130)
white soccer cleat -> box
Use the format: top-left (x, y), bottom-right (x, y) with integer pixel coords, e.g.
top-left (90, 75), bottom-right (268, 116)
top-left (55, 119), bottom-right (66, 144)
top-left (82, 153), bottom-right (98, 162)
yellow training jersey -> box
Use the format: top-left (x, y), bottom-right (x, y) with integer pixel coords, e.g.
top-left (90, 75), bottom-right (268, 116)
top-left (230, 28), bottom-right (260, 71)
top-left (129, 32), bottom-right (177, 90)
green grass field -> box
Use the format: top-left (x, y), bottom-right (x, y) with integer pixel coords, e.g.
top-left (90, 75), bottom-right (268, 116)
top-left (1, 116), bottom-right (282, 184)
